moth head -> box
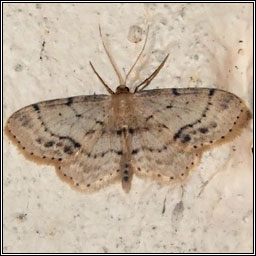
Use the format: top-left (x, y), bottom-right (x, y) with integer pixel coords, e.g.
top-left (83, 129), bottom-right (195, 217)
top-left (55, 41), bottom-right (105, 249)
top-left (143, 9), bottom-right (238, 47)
top-left (115, 86), bottom-right (130, 94)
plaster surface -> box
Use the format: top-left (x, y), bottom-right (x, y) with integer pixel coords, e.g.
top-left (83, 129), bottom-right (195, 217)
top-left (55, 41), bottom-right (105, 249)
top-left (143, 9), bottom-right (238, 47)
top-left (3, 3), bottom-right (253, 253)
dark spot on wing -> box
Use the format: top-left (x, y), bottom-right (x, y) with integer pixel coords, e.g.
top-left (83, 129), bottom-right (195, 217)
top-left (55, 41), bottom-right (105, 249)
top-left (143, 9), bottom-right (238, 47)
top-left (33, 104), bottom-right (40, 112)
top-left (96, 120), bottom-right (104, 125)
top-left (116, 129), bottom-right (122, 135)
top-left (65, 97), bottom-right (73, 106)
top-left (209, 88), bottom-right (215, 96)
top-left (162, 124), bottom-right (169, 129)
top-left (199, 127), bottom-right (209, 134)
top-left (117, 150), bottom-right (123, 155)
top-left (64, 145), bottom-right (73, 154)
top-left (172, 88), bottom-right (180, 96)
top-left (36, 138), bottom-right (42, 144)
top-left (210, 122), bottom-right (217, 128)
top-left (181, 134), bottom-right (191, 143)
top-left (129, 128), bottom-right (135, 134)
top-left (58, 136), bottom-right (81, 149)
top-left (56, 142), bottom-right (63, 147)
top-left (85, 130), bottom-right (95, 136)
top-left (44, 141), bottom-right (55, 147)
top-left (146, 115), bottom-right (153, 121)
top-left (74, 142), bottom-right (81, 148)
top-left (132, 149), bottom-right (139, 154)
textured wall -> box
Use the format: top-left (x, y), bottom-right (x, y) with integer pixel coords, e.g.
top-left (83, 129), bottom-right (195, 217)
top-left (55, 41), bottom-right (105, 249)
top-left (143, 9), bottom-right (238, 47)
top-left (3, 3), bottom-right (253, 253)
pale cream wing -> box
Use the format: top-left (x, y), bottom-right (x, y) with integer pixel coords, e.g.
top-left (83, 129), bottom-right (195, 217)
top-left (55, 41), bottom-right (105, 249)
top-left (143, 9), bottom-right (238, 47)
top-left (5, 94), bottom-right (110, 166)
top-left (56, 128), bottom-right (122, 192)
top-left (131, 126), bottom-right (202, 183)
top-left (135, 88), bottom-right (251, 151)
top-left (131, 87), bottom-right (250, 183)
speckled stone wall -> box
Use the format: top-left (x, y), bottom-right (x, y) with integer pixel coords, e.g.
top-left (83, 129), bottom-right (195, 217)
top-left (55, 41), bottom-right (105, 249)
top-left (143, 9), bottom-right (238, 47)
top-left (3, 3), bottom-right (253, 253)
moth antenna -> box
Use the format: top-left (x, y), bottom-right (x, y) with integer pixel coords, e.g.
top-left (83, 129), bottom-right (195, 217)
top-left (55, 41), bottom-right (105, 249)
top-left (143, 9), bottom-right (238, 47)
top-left (134, 53), bottom-right (169, 92)
top-left (89, 61), bottom-right (114, 95)
top-left (124, 25), bottom-right (150, 84)
top-left (99, 25), bottom-right (125, 87)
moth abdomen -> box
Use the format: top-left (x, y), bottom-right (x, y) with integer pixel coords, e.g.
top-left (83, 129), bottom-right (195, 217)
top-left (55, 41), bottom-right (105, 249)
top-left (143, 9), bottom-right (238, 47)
top-left (121, 163), bottom-right (133, 193)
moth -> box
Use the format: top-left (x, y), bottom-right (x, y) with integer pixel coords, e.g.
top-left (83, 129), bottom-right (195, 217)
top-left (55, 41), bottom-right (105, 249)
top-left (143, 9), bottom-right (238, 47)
top-left (5, 27), bottom-right (251, 193)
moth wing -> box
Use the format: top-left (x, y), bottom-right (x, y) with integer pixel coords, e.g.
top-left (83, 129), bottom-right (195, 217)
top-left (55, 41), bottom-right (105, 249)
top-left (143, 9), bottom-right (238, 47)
top-left (131, 126), bottom-right (202, 182)
top-left (135, 88), bottom-right (251, 151)
top-left (130, 88), bottom-right (251, 182)
top-left (56, 128), bottom-right (122, 192)
top-left (5, 95), bottom-right (111, 165)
